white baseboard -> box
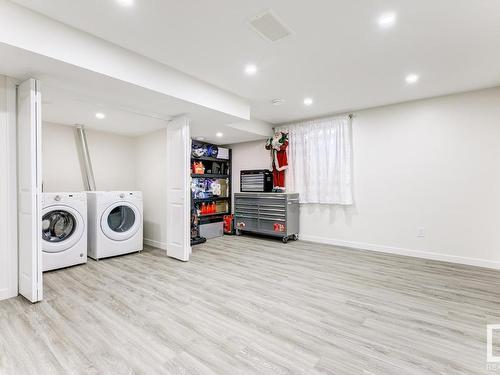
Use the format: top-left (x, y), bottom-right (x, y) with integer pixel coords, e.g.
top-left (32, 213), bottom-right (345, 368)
top-left (300, 235), bottom-right (500, 270)
top-left (143, 238), bottom-right (167, 250)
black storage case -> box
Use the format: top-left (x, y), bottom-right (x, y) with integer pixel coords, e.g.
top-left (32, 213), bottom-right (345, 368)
top-left (240, 170), bottom-right (273, 192)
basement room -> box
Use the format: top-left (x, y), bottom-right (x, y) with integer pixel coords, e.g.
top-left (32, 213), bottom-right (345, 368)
top-left (0, 1), bottom-right (499, 374)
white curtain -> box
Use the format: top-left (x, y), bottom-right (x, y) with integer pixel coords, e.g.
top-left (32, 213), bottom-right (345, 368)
top-left (276, 115), bottom-right (353, 205)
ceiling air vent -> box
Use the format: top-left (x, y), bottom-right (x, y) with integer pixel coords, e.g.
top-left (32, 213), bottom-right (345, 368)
top-left (249, 9), bottom-right (293, 42)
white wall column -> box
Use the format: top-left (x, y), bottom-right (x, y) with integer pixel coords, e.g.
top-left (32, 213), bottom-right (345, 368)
top-left (0, 75), bottom-right (18, 300)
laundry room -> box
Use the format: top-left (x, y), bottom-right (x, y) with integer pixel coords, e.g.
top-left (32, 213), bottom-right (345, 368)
top-left (39, 84), bottom-right (169, 270)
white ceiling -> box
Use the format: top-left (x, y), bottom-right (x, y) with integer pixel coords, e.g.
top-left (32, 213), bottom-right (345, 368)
top-left (41, 85), bottom-right (168, 137)
top-left (11, 0), bottom-right (500, 124)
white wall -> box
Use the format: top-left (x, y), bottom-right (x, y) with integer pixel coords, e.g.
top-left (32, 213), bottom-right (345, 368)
top-left (42, 122), bottom-right (169, 248)
top-left (135, 128), bottom-right (168, 249)
top-left (42, 122), bottom-right (83, 192)
top-left (0, 75), bottom-right (18, 301)
top-left (42, 122), bottom-right (136, 192)
top-left (230, 140), bottom-right (271, 197)
top-left (230, 87), bottom-right (500, 269)
top-left (86, 129), bottom-right (137, 191)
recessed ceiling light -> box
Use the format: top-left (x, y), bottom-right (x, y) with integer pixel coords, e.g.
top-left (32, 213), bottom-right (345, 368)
top-left (303, 97), bottom-right (313, 106)
top-left (95, 112), bottom-right (106, 119)
top-left (216, 132), bottom-right (223, 138)
top-left (378, 12), bottom-right (397, 28)
top-left (271, 98), bottom-right (285, 106)
top-left (116, 0), bottom-right (134, 6)
top-left (405, 74), bottom-right (419, 84)
top-left (244, 64), bottom-right (258, 75)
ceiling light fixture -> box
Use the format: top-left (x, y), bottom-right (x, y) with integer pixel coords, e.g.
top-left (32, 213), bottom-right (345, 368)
top-left (378, 12), bottom-right (397, 28)
top-left (303, 97), bottom-right (313, 106)
top-left (95, 112), bottom-right (106, 119)
top-left (405, 74), bottom-right (419, 84)
top-left (244, 64), bottom-right (258, 75)
top-left (116, 0), bottom-right (134, 6)
top-left (216, 132), bottom-right (223, 138)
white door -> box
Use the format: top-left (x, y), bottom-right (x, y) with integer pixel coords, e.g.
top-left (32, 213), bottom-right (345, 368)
top-left (17, 79), bottom-right (42, 302)
top-left (165, 116), bottom-right (191, 261)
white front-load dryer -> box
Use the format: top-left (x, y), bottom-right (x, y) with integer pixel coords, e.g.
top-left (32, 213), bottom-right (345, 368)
top-left (86, 191), bottom-right (143, 260)
top-left (42, 192), bottom-right (87, 272)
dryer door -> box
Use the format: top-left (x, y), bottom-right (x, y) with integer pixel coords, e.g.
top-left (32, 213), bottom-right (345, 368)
top-left (42, 205), bottom-right (85, 253)
top-left (101, 202), bottom-right (141, 241)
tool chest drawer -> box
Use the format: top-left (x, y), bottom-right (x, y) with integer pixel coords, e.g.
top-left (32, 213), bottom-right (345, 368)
top-left (234, 216), bottom-right (258, 232)
top-left (234, 193), bottom-right (299, 243)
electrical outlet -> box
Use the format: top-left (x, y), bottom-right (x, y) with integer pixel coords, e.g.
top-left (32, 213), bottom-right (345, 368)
top-left (417, 227), bottom-right (425, 238)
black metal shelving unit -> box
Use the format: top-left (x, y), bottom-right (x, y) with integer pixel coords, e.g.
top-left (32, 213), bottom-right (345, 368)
top-left (192, 174), bottom-right (230, 179)
top-left (193, 196), bottom-right (230, 203)
top-left (191, 140), bottom-right (232, 238)
top-left (191, 156), bottom-right (227, 162)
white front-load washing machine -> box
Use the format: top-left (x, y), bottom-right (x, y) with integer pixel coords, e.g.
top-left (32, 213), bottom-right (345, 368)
top-left (42, 192), bottom-right (87, 272)
top-left (86, 191), bottom-right (143, 260)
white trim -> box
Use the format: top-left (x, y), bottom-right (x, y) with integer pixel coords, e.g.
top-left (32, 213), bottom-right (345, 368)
top-left (301, 235), bottom-right (500, 270)
top-left (143, 238), bottom-right (167, 250)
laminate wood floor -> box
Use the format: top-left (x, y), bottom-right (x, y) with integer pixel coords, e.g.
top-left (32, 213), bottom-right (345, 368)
top-left (1, 236), bottom-right (500, 375)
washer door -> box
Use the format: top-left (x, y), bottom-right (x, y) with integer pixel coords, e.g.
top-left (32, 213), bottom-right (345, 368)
top-left (101, 202), bottom-right (141, 241)
top-left (42, 205), bottom-right (85, 253)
